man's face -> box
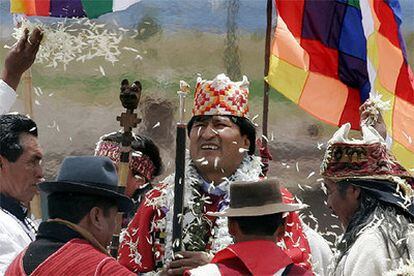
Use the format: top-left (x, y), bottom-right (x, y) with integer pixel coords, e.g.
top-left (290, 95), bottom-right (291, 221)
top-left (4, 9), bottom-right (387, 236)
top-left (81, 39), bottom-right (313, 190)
top-left (325, 179), bottom-right (360, 230)
top-left (126, 170), bottom-right (147, 197)
top-left (0, 133), bottom-right (44, 205)
top-left (189, 116), bottom-right (250, 181)
top-left (101, 206), bottom-right (118, 248)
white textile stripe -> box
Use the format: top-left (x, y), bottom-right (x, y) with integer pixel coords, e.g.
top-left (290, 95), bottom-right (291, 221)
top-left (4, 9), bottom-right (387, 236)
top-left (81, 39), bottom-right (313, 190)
top-left (112, 0), bottom-right (142, 12)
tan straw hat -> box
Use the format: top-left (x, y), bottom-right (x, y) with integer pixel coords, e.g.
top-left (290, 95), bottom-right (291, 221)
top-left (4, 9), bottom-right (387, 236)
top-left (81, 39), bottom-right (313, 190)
top-left (207, 178), bottom-right (306, 217)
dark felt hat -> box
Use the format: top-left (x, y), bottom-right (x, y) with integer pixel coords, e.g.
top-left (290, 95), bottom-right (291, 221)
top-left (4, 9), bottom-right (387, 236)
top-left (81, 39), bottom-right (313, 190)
top-left (208, 178), bottom-right (306, 217)
top-left (39, 156), bottom-right (133, 213)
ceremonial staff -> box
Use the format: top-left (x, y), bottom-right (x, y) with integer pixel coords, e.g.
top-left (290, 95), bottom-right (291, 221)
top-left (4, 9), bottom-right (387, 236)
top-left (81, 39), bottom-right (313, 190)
top-left (172, 81), bottom-right (190, 253)
top-left (109, 79), bottom-right (142, 258)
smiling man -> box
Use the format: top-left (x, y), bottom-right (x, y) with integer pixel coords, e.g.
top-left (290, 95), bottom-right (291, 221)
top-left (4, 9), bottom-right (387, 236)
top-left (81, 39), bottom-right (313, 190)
top-left (321, 123), bottom-right (414, 275)
top-left (118, 74), bottom-right (330, 274)
top-left (0, 114), bottom-right (44, 273)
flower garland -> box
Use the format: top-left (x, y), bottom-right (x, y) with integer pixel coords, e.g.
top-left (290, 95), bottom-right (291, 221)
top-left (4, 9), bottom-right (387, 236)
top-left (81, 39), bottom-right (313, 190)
top-left (146, 154), bottom-right (262, 268)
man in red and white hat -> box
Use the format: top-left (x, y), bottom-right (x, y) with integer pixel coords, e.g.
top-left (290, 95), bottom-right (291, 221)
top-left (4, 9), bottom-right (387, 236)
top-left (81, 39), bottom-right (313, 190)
top-left (95, 132), bottom-right (162, 208)
top-left (118, 74), bottom-right (330, 274)
top-left (186, 178), bottom-right (312, 276)
top-left (321, 123), bottom-right (414, 275)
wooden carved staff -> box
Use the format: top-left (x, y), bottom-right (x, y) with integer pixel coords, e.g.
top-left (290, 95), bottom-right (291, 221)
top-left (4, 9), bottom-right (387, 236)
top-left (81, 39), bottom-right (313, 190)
top-left (109, 79), bottom-right (142, 258)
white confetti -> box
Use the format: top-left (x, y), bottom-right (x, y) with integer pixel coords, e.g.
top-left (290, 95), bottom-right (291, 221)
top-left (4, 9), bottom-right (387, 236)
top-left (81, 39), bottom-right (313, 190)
top-left (307, 171), bottom-right (315, 179)
top-left (123, 46), bottom-right (139, 53)
top-left (12, 19), bottom-right (124, 70)
top-left (99, 66), bottom-right (106, 76)
top-left (317, 142), bottom-right (324, 150)
top-left (402, 131), bottom-right (412, 144)
top-left (214, 157), bottom-right (219, 169)
top-left (251, 114), bottom-right (259, 123)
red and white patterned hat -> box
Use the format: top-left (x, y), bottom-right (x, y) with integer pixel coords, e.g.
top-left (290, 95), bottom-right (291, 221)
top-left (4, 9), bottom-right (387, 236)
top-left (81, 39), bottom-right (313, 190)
top-left (321, 123), bottom-right (414, 193)
top-left (192, 73), bottom-right (249, 118)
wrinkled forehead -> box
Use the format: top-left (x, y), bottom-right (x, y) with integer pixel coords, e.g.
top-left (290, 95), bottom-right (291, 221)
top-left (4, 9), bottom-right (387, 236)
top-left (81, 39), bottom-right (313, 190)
top-left (192, 115), bottom-right (236, 124)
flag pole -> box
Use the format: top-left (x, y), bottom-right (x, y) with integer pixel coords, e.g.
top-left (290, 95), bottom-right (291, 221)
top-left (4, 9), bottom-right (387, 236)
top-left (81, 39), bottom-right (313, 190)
top-left (262, 0), bottom-right (272, 146)
top-left (260, 0), bottom-right (273, 176)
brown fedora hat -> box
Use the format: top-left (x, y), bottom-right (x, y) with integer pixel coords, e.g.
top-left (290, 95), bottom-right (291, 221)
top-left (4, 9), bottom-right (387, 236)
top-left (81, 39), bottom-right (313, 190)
top-left (208, 178), bottom-right (306, 217)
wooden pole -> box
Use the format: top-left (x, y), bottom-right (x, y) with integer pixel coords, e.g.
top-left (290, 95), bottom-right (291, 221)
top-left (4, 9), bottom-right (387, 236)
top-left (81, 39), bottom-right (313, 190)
top-left (22, 69), bottom-right (34, 117)
top-left (109, 79), bottom-right (141, 258)
top-left (23, 69), bottom-right (42, 219)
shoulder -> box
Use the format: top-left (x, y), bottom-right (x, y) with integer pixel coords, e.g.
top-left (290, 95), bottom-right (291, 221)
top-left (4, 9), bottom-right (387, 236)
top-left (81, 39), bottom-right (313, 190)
top-left (346, 227), bottom-right (387, 260)
top-left (0, 79), bottom-right (17, 115)
top-left (342, 227), bottom-right (388, 275)
top-left (0, 209), bottom-right (20, 228)
top-left (0, 209), bottom-right (32, 246)
top-left (56, 239), bottom-right (109, 261)
top-left (351, 227), bottom-right (385, 252)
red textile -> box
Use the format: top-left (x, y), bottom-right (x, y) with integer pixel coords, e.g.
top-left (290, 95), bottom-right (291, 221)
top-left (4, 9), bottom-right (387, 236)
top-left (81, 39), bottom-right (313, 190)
top-left (118, 184), bottom-right (313, 273)
top-left (185, 241), bottom-right (312, 276)
top-left (280, 187), bottom-right (312, 270)
top-left (118, 186), bottom-right (164, 272)
top-left (6, 239), bottom-right (134, 276)
top-left (212, 240), bottom-right (293, 275)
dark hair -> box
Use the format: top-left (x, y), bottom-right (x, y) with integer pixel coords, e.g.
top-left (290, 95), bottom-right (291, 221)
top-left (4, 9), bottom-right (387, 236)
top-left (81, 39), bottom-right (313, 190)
top-left (102, 132), bottom-right (162, 177)
top-left (230, 213), bottom-right (284, 236)
top-left (337, 181), bottom-right (352, 199)
top-left (48, 192), bottom-right (117, 224)
top-left (0, 114), bottom-right (38, 162)
top-left (187, 115), bottom-right (256, 155)
top-left (335, 189), bottom-right (413, 269)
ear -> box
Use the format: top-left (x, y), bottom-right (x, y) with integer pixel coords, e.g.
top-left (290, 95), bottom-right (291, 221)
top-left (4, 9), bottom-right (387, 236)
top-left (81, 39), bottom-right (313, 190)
top-left (88, 206), bottom-right (105, 231)
top-left (0, 155), bottom-right (8, 172)
top-left (241, 135), bottom-right (250, 152)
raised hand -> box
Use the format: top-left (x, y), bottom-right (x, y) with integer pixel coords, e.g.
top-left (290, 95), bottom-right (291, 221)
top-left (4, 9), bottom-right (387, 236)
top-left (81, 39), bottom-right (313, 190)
top-left (1, 27), bottom-right (43, 91)
top-left (359, 100), bottom-right (387, 140)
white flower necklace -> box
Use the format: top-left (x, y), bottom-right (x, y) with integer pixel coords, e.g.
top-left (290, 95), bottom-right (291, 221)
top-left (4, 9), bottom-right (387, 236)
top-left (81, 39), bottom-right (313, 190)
top-left (148, 154), bottom-right (262, 267)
